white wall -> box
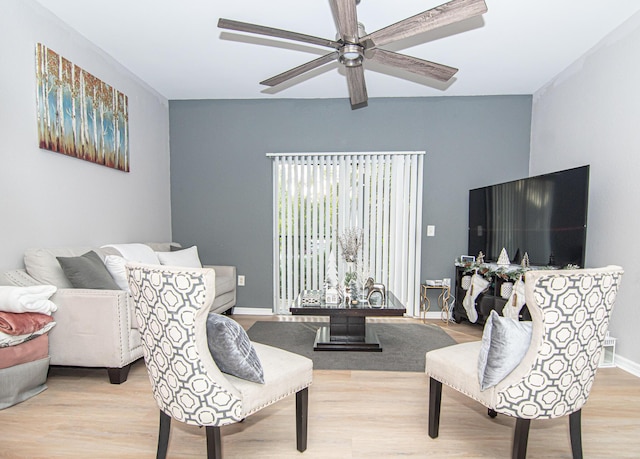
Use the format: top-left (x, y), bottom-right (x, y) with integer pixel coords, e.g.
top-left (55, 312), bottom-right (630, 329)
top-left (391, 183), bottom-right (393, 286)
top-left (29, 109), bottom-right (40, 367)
top-left (0, 0), bottom-right (172, 269)
top-left (530, 12), bottom-right (640, 371)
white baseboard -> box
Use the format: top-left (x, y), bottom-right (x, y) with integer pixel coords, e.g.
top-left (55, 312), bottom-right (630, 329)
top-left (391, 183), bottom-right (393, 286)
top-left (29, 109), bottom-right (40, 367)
top-left (421, 311), bottom-right (451, 320)
top-left (233, 307), bottom-right (274, 316)
top-left (614, 354), bottom-right (640, 378)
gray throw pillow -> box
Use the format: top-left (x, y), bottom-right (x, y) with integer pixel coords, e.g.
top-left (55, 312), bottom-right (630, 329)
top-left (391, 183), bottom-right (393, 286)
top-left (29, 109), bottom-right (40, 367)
top-left (477, 310), bottom-right (532, 391)
top-left (206, 313), bottom-right (264, 384)
top-left (57, 251), bottom-right (120, 290)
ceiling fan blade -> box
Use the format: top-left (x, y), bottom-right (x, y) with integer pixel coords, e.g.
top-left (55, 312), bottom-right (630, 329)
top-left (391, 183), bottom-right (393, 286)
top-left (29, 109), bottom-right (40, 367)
top-left (368, 49), bottom-right (458, 82)
top-left (260, 51), bottom-right (339, 87)
top-left (218, 18), bottom-right (341, 49)
top-left (361, 0), bottom-right (487, 48)
top-left (330, 0), bottom-right (359, 43)
top-left (345, 65), bottom-right (368, 108)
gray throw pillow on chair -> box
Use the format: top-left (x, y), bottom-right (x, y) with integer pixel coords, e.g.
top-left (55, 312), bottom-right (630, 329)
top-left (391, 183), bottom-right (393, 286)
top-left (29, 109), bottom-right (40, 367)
top-left (478, 310), bottom-right (532, 391)
top-left (206, 313), bottom-right (265, 384)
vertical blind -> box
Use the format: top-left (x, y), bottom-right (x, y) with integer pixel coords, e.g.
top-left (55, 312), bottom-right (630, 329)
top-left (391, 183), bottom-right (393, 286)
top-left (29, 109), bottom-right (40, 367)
top-left (270, 152), bottom-right (424, 316)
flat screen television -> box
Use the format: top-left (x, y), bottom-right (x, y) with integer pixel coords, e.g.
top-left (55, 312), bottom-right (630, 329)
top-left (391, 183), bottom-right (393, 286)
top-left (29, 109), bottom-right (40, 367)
top-left (468, 165), bottom-right (589, 267)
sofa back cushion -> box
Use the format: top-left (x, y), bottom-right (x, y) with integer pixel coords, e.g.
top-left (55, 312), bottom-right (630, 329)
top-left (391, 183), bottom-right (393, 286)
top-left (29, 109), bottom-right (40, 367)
top-left (156, 245), bottom-right (202, 268)
top-left (24, 247), bottom-right (118, 288)
top-left (24, 243), bottom-right (179, 288)
top-left (100, 243), bottom-right (160, 264)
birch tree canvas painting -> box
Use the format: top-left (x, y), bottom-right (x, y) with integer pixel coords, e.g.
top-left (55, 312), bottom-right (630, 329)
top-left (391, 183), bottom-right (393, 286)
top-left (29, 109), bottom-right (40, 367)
top-left (35, 43), bottom-right (129, 172)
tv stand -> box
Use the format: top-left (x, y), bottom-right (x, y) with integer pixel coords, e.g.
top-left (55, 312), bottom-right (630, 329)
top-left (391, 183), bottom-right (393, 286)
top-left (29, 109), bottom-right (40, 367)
top-left (453, 265), bottom-right (531, 325)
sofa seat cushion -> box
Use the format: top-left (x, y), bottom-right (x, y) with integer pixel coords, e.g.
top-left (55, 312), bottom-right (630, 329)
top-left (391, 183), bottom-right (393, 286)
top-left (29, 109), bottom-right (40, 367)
top-left (215, 273), bottom-right (235, 296)
top-left (211, 291), bottom-right (234, 314)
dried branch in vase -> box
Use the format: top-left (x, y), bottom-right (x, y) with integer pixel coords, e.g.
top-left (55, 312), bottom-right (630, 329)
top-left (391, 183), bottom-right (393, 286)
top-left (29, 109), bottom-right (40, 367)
top-left (338, 227), bottom-right (364, 264)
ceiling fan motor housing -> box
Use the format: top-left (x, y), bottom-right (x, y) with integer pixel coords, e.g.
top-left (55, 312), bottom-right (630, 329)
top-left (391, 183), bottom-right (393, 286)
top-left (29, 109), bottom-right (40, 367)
top-left (339, 43), bottom-right (364, 66)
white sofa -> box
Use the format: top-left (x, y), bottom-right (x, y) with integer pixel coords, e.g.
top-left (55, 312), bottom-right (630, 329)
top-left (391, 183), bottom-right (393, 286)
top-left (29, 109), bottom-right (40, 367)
top-left (0, 243), bottom-right (236, 384)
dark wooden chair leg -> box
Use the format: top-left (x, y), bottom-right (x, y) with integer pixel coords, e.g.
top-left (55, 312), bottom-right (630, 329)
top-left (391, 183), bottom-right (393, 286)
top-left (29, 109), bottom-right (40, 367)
top-left (107, 363), bottom-right (131, 384)
top-left (296, 387), bottom-right (309, 452)
top-left (513, 418), bottom-right (531, 459)
top-left (157, 410), bottom-right (171, 459)
top-left (569, 409), bottom-right (583, 459)
top-left (206, 426), bottom-right (222, 459)
top-left (428, 377), bottom-right (442, 439)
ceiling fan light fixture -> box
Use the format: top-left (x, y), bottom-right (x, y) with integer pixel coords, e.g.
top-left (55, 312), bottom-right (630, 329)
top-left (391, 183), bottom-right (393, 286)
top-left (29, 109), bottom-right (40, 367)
top-left (357, 22), bottom-right (367, 38)
top-left (339, 43), bottom-right (363, 67)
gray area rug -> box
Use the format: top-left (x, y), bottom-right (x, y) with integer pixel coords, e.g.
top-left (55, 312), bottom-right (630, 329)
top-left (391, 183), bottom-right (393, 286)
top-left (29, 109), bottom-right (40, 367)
top-left (246, 322), bottom-right (457, 372)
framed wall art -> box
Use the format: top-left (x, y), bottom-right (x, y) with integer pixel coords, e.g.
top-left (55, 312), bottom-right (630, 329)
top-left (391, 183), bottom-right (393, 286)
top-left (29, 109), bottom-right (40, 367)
top-left (35, 43), bottom-right (129, 172)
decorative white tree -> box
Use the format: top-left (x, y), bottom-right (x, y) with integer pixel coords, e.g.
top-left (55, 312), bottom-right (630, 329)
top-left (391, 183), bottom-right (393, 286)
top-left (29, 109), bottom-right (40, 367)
top-left (497, 248), bottom-right (510, 266)
top-left (324, 246), bottom-right (340, 304)
top-left (325, 247), bottom-right (338, 288)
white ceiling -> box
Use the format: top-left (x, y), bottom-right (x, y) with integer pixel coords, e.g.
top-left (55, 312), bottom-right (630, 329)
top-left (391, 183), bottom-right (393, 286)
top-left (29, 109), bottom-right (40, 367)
top-left (34, 0), bottom-right (640, 101)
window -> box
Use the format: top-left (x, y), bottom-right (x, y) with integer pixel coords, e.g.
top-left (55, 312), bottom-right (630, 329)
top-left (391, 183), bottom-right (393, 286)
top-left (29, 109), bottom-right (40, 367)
top-left (270, 152), bottom-right (424, 315)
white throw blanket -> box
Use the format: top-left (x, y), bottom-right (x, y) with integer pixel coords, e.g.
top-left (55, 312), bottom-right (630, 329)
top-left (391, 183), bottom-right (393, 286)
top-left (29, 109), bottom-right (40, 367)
top-left (0, 285), bottom-right (57, 315)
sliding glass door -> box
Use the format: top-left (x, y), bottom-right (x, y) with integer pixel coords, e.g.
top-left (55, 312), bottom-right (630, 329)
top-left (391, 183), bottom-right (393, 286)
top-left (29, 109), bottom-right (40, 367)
top-left (270, 152), bottom-right (424, 316)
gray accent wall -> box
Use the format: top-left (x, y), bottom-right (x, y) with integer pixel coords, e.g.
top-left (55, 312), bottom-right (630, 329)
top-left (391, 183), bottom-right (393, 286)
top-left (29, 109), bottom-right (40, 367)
top-left (169, 96), bottom-right (532, 310)
top-left (0, 0), bottom-right (172, 269)
top-left (530, 11), bottom-right (640, 368)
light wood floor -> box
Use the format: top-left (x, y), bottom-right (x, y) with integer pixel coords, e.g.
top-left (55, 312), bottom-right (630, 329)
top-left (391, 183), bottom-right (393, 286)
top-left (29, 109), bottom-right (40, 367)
top-left (1, 316), bottom-right (639, 458)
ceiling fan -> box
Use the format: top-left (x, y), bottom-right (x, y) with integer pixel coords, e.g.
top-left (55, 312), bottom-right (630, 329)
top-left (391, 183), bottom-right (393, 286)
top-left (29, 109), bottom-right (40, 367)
top-left (218, 0), bottom-right (488, 109)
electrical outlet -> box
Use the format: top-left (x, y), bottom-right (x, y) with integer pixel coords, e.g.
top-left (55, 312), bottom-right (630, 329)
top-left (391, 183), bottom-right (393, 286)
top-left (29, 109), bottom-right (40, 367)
top-left (238, 275), bottom-right (245, 286)
top-left (427, 225), bottom-right (435, 237)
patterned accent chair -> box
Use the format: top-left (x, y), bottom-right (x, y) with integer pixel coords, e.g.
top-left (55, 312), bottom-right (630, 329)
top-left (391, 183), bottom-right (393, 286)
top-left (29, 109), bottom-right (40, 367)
top-left (127, 263), bottom-right (313, 459)
top-left (425, 266), bottom-right (623, 459)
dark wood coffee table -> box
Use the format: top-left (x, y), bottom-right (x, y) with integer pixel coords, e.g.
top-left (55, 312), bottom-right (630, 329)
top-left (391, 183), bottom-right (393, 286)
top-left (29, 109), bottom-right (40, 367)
top-left (290, 290), bottom-right (406, 352)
